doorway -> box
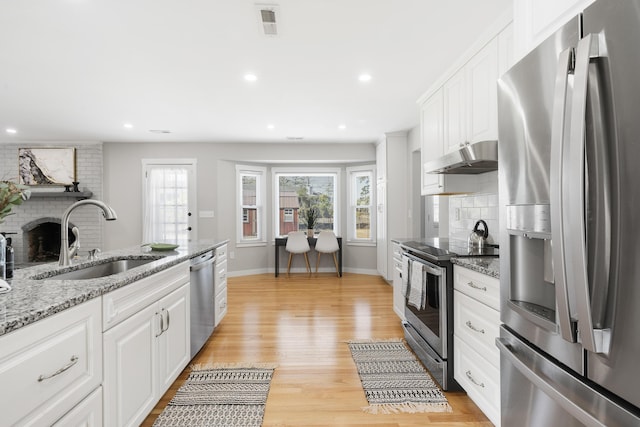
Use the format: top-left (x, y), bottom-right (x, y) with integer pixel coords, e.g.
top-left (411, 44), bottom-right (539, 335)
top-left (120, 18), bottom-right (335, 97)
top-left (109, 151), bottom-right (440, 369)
top-left (142, 159), bottom-right (197, 245)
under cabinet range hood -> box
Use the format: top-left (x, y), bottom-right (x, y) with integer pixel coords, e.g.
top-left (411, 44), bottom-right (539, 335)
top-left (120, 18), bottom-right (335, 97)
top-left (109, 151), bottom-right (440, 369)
top-left (424, 140), bottom-right (498, 174)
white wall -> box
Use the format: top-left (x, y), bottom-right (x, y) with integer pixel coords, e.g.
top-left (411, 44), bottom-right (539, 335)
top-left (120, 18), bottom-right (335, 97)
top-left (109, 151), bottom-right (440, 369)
top-left (102, 142), bottom-right (378, 275)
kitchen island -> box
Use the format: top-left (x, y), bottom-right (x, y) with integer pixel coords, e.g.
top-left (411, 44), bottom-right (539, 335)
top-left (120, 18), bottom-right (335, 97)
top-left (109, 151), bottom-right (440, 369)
top-left (0, 239), bottom-right (228, 336)
top-left (0, 239), bottom-right (228, 426)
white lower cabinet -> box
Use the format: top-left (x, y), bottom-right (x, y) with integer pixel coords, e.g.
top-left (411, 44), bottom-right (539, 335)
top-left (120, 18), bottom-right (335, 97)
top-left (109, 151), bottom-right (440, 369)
top-left (453, 265), bottom-right (500, 426)
top-left (215, 245), bottom-right (228, 327)
top-left (103, 262), bottom-right (190, 427)
top-left (391, 242), bottom-right (405, 320)
top-left (454, 336), bottom-right (501, 423)
top-left (0, 298), bottom-right (102, 427)
top-left (103, 301), bottom-right (158, 426)
top-left (53, 386), bottom-right (103, 427)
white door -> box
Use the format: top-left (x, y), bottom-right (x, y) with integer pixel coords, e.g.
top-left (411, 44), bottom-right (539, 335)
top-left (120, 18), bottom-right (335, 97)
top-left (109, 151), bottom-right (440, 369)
top-left (142, 159), bottom-right (197, 246)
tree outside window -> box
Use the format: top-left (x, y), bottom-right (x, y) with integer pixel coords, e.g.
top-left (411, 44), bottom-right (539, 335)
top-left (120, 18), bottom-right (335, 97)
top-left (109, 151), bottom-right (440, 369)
top-left (347, 166), bottom-right (375, 244)
top-left (274, 170), bottom-right (338, 237)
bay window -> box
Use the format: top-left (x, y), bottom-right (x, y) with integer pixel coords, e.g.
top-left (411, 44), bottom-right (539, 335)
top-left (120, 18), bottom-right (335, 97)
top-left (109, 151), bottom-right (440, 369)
top-left (273, 168), bottom-right (339, 237)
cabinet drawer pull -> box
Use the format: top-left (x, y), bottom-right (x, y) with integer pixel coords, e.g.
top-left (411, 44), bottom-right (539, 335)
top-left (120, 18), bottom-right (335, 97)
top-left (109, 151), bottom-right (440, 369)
top-left (465, 320), bottom-right (485, 334)
top-left (467, 281), bottom-right (487, 291)
top-left (465, 370), bottom-right (485, 388)
top-left (37, 355), bottom-right (79, 382)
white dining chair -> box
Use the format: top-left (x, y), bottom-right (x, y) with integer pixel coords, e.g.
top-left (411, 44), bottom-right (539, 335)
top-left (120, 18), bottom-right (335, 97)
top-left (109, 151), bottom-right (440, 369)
top-left (314, 230), bottom-right (340, 276)
top-left (285, 231), bottom-right (311, 275)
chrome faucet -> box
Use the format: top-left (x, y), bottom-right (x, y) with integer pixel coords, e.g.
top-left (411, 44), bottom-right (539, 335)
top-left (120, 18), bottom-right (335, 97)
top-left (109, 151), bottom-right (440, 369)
top-left (59, 200), bottom-right (117, 266)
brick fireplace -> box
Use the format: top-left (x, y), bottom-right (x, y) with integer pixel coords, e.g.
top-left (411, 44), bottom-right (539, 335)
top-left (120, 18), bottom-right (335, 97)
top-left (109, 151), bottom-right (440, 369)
top-left (0, 142), bottom-right (104, 266)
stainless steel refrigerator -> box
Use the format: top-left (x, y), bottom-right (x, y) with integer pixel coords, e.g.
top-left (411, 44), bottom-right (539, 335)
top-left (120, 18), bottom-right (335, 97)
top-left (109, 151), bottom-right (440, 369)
top-left (497, 0), bottom-right (640, 425)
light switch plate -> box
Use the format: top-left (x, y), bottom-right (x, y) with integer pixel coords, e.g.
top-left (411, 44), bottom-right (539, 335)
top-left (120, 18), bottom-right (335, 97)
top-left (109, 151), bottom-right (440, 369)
top-left (199, 210), bottom-right (215, 218)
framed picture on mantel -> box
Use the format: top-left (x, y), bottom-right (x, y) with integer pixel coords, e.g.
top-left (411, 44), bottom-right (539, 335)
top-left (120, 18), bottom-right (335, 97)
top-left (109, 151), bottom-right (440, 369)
top-left (18, 147), bottom-right (76, 186)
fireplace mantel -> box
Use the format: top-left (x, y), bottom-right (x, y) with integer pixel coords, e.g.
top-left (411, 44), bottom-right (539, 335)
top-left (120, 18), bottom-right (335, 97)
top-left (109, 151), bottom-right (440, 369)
top-left (29, 190), bottom-right (93, 200)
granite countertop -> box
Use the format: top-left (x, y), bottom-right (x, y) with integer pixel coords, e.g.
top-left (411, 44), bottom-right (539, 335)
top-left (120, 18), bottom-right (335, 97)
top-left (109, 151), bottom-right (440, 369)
top-left (0, 239), bottom-right (228, 337)
top-left (452, 257), bottom-right (500, 278)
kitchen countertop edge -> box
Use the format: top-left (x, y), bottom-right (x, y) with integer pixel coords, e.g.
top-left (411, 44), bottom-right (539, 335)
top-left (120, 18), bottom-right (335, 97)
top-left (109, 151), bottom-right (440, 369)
top-left (0, 239), bottom-right (228, 337)
top-left (451, 257), bottom-right (500, 278)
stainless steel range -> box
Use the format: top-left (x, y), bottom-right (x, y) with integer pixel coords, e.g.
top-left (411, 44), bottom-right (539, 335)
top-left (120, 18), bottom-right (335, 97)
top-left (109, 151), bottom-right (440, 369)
top-left (399, 238), bottom-right (498, 391)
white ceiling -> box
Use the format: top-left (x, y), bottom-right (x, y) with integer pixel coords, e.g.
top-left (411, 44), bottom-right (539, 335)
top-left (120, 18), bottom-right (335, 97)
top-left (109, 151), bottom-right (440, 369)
top-left (0, 0), bottom-right (511, 145)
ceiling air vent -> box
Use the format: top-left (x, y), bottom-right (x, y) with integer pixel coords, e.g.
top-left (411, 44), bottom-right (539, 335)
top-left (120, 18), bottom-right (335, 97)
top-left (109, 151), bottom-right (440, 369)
top-left (256, 4), bottom-right (279, 36)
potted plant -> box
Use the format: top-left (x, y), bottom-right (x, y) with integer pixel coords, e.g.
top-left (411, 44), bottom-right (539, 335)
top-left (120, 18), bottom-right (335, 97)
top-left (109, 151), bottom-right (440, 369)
top-left (303, 206), bottom-right (319, 237)
top-left (0, 180), bottom-right (30, 223)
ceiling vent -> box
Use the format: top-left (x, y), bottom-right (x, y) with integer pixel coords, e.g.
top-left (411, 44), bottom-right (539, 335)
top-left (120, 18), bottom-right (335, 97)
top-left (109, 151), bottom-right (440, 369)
top-left (256, 4), bottom-right (279, 36)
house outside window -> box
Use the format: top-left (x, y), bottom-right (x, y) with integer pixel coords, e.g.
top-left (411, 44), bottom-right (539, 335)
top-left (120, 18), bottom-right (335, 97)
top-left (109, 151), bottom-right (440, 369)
top-left (283, 208), bottom-right (294, 222)
top-left (347, 165), bottom-right (375, 245)
top-left (273, 168), bottom-right (339, 237)
top-left (237, 165), bottom-right (266, 246)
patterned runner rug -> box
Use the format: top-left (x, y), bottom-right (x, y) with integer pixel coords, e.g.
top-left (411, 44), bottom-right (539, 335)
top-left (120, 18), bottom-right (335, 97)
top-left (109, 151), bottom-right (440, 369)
top-left (348, 339), bottom-right (451, 414)
top-left (153, 363), bottom-right (276, 427)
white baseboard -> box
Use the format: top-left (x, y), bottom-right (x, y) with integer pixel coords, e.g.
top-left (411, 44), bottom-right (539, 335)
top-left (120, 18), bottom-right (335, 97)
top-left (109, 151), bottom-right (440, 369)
top-left (227, 267), bottom-right (381, 277)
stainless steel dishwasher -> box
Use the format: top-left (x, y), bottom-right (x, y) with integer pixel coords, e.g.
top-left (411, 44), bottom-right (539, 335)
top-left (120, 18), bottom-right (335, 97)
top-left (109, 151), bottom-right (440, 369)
top-left (190, 250), bottom-right (216, 358)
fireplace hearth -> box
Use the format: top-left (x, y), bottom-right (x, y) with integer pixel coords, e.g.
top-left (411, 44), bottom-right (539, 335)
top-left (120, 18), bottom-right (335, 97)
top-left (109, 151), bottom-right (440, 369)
top-left (22, 218), bottom-right (77, 263)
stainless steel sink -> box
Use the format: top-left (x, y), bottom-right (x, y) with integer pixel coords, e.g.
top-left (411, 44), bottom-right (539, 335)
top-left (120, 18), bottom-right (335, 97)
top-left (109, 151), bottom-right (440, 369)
top-left (35, 257), bottom-right (161, 280)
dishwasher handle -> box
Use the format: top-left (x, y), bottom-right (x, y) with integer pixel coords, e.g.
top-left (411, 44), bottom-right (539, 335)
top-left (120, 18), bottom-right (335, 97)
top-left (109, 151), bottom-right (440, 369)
top-left (189, 258), bottom-right (216, 271)
top-left (189, 252), bottom-right (216, 271)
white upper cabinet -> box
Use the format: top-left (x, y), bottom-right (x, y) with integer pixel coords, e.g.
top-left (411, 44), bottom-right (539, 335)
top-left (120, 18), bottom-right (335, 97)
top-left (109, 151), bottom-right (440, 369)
top-left (498, 22), bottom-right (515, 77)
top-left (418, 18), bottom-right (511, 195)
top-left (443, 70), bottom-right (467, 153)
top-left (466, 37), bottom-right (499, 144)
top-left (514, 0), bottom-right (596, 60)
top-left (420, 88), bottom-right (444, 194)
top-left (442, 36), bottom-right (500, 155)
top-left (433, 26), bottom-right (507, 157)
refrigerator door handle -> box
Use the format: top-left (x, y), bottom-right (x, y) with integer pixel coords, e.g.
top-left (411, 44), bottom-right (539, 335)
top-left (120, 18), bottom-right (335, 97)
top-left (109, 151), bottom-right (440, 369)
top-left (568, 33), bottom-right (612, 354)
top-left (549, 46), bottom-right (577, 343)
top-left (496, 337), bottom-right (607, 427)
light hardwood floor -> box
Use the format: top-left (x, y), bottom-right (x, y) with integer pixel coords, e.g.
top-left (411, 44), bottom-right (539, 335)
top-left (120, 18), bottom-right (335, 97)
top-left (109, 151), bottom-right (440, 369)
top-left (142, 273), bottom-right (493, 427)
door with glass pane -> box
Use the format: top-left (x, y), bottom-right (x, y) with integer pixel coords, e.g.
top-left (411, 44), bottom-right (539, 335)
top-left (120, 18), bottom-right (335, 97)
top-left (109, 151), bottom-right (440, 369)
top-left (142, 160), bottom-right (196, 246)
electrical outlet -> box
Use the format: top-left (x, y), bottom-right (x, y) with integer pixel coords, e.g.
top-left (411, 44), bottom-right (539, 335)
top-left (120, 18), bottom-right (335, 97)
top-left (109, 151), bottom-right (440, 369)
top-left (455, 208), bottom-right (461, 221)
top-left (229, 251), bottom-right (235, 259)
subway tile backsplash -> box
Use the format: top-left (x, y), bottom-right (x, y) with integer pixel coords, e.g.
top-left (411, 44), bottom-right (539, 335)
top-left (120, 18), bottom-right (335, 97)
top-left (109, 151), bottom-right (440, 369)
top-left (449, 192), bottom-right (499, 244)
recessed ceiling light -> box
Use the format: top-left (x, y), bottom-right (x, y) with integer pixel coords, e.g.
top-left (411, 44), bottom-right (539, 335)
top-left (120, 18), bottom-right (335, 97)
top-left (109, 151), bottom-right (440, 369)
top-left (123, 123), bottom-right (133, 129)
top-left (244, 74), bottom-right (258, 82)
top-left (149, 129), bottom-right (171, 134)
top-left (358, 74), bottom-right (372, 82)
top-left (5, 128), bottom-right (17, 134)
top-left (267, 124), bottom-right (275, 130)
top-left (338, 124), bottom-right (347, 130)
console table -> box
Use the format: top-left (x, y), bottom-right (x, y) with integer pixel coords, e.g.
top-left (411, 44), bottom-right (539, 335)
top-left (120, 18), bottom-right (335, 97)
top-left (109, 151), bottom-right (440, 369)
top-left (275, 236), bottom-right (342, 277)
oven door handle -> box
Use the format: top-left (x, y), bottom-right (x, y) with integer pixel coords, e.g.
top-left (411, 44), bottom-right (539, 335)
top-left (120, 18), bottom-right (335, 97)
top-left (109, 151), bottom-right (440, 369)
top-left (402, 253), bottom-right (443, 276)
